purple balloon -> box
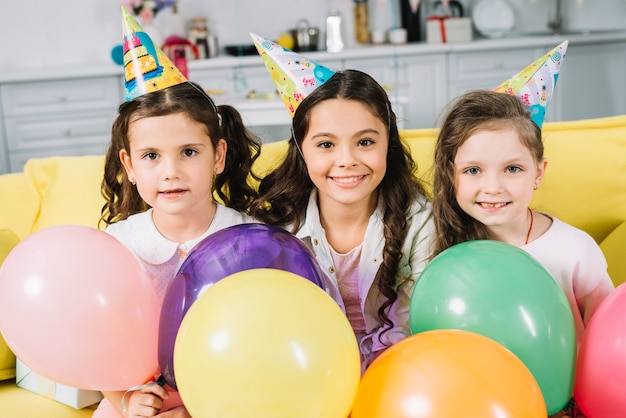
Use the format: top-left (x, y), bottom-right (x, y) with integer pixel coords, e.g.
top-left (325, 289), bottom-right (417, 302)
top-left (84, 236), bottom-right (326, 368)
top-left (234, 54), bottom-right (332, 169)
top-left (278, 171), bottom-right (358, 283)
top-left (158, 223), bottom-right (326, 390)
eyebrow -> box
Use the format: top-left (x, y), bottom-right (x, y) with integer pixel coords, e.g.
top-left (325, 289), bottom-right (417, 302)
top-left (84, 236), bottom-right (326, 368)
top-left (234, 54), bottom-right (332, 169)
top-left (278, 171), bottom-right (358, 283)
top-left (310, 128), bottom-right (382, 140)
top-left (133, 142), bottom-right (208, 153)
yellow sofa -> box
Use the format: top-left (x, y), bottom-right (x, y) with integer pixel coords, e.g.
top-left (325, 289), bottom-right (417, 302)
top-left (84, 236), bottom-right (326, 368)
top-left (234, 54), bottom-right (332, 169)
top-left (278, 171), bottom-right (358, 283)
top-left (0, 115), bottom-right (625, 416)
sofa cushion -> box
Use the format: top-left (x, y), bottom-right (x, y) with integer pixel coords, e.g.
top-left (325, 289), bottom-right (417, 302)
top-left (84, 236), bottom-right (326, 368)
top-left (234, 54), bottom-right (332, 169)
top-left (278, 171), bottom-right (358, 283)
top-left (534, 115), bottom-right (626, 243)
top-left (0, 172), bottom-right (39, 240)
top-left (25, 156), bottom-right (107, 232)
top-left (0, 228), bottom-right (20, 380)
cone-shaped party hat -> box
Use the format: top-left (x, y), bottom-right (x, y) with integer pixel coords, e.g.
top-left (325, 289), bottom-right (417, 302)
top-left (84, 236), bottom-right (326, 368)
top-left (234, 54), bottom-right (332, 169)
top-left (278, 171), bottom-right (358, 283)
top-left (494, 40), bottom-right (568, 128)
top-left (122, 7), bottom-right (187, 101)
top-left (251, 33), bottom-right (336, 118)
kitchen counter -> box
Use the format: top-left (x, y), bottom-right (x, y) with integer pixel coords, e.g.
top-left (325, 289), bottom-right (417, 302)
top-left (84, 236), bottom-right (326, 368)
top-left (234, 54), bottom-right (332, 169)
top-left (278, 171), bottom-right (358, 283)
top-left (2, 30), bottom-right (625, 83)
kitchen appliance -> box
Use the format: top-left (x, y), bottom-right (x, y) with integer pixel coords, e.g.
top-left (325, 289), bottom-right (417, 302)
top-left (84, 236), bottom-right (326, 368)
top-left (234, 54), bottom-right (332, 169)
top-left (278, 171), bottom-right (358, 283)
top-left (291, 19), bottom-right (320, 52)
top-left (432, 0), bottom-right (464, 17)
top-left (400, 0), bottom-right (421, 42)
top-left (224, 44), bottom-right (258, 56)
top-left (161, 36), bottom-right (199, 78)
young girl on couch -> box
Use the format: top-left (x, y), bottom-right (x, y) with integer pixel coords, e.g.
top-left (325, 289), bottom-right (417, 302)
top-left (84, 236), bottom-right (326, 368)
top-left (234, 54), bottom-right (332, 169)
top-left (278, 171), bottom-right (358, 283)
top-left (94, 10), bottom-right (261, 418)
top-left (250, 34), bottom-right (435, 371)
top-left (432, 89), bottom-right (614, 418)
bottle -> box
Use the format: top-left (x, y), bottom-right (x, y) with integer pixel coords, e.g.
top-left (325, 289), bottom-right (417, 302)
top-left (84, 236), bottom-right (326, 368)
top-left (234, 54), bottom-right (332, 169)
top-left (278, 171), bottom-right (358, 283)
top-left (400, 0), bottom-right (421, 42)
top-left (326, 9), bottom-right (344, 53)
top-left (354, 0), bottom-right (370, 44)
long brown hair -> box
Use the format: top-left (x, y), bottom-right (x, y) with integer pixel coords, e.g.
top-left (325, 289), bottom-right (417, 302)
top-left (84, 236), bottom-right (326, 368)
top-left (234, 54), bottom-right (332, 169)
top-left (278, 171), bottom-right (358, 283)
top-left (251, 69), bottom-right (429, 338)
top-left (432, 90), bottom-right (543, 257)
top-left (100, 82), bottom-right (261, 226)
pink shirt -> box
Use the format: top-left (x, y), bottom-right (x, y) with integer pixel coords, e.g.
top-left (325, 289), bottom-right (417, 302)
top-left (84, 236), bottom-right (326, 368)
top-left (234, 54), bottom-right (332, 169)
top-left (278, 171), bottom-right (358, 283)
top-left (331, 244), bottom-right (367, 334)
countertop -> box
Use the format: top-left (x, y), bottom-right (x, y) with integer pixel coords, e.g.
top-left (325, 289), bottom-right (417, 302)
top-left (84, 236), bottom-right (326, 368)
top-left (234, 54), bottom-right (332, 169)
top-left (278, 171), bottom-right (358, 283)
top-left (1, 30), bottom-right (625, 83)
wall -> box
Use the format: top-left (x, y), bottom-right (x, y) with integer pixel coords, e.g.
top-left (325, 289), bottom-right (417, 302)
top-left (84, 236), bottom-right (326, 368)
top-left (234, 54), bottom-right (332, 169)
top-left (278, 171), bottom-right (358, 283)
top-left (0, 0), bottom-right (625, 72)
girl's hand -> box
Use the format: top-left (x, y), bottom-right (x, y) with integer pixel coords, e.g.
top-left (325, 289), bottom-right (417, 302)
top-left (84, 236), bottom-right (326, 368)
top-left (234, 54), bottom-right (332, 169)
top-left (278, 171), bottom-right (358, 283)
top-left (124, 384), bottom-right (170, 418)
top-left (154, 405), bottom-right (192, 417)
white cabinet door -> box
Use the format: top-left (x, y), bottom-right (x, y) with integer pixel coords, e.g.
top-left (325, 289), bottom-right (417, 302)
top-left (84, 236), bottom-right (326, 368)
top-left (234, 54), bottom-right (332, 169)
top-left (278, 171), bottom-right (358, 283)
top-left (401, 53), bottom-right (447, 129)
top-left (345, 52), bottom-right (447, 129)
top-left (553, 41), bottom-right (626, 122)
top-left (447, 46), bottom-right (546, 102)
top-left (0, 118), bottom-right (7, 174)
top-left (0, 76), bottom-right (121, 172)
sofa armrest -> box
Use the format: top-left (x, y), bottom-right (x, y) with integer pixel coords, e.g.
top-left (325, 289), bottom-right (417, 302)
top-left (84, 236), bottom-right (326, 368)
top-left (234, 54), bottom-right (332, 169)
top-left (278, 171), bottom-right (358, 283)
top-left (0, 172), bottom-right (39, 240)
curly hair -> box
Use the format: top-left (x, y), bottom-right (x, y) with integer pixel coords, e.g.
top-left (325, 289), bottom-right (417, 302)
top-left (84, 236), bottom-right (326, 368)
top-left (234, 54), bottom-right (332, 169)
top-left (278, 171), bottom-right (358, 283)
top-left (100, 82), bottom-right (261, 227)
top-left (432, 89), bottom-right (543, 257)
top-left (251, 69), bottom-right (428, 339)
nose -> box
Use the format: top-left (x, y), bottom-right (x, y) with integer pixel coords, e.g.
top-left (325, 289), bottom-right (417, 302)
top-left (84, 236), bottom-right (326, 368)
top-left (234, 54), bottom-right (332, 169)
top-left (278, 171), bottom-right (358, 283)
top-left (483, 171), bottom-right (504, 193)
top-left (161, 155), bottom-right (181, 180)
top-left (336, 144), bottom-right (358, 168)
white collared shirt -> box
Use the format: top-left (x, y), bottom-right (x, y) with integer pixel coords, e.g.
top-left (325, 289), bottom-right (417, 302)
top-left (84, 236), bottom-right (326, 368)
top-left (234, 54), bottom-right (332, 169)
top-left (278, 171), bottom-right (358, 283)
top-left (106, 205), bottom-right (257, 301)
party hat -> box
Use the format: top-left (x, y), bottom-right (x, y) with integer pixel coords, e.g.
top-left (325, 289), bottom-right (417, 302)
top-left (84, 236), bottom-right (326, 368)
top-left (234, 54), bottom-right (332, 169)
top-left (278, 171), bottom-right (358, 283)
top-left (494, 40), bottom-right (568, 128)
top-left (122, 7), bottom-right (187, 101)
top-left (250, 33), bottom-right (336, 118)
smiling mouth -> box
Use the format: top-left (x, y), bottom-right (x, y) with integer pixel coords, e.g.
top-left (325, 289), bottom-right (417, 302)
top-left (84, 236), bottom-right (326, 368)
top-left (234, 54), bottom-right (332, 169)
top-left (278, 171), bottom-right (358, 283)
top-left (478, 202), bottom-right (508, 208)
top-left (330, 175), bottom-right (365, 184)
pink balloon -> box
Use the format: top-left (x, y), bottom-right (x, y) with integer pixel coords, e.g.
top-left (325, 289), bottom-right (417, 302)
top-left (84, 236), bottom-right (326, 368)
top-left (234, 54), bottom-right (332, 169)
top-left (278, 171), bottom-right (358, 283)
top-left (0, 225), bottom-right (160, 391)
top-left (574, 283), bottom-right (626, 418)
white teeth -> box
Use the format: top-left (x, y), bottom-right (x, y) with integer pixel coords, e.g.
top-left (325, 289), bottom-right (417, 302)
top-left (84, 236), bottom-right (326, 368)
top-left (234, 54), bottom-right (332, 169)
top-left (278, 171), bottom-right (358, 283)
top-left (333, 176), bottom-right (360, 184)
top-left (481, 202), bottom-right (507, 208)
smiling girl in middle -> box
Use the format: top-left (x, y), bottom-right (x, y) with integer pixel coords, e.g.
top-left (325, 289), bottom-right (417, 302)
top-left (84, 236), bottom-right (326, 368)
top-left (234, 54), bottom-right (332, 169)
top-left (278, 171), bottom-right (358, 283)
top-left (251, 68), bottom-right (435, 371)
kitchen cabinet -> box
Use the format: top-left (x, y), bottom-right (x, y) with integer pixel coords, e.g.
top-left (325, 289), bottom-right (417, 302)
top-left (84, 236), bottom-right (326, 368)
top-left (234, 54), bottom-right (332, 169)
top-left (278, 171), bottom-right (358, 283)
top-left (447, 46), bottom-right (546, 99)
top-left (188, 57), bottom-right (344, 134)
top-left (344, 52), bottom-right (446, 129)
top-left (1, 33), bottom-right (625, 173)
top-left (0, 116), bottom-right (7, 173)
top-left (552, 40), bottom-right (626, 122)
top-left (0, 76), bottom-right (121, 173)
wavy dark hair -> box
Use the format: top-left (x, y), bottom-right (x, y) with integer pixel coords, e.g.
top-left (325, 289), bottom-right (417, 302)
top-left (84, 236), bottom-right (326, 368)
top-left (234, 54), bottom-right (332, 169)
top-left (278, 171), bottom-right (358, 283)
top-left (100, 81), bottom-right (261, 226)
top-left (251, 69), bottom-right (428, 340)
top-left (432, 89), bottom-right (543, 257)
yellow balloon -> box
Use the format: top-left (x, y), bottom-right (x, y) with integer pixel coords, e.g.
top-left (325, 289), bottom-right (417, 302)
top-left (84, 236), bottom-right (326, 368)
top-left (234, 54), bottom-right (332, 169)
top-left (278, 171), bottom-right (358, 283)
top-left (174, 268), bottom-right (361, 418)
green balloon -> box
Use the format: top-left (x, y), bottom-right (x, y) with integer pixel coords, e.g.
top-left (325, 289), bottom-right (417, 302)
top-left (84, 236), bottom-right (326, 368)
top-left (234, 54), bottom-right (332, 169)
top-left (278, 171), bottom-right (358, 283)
top-left (410, 240), bottom-right (575, 415)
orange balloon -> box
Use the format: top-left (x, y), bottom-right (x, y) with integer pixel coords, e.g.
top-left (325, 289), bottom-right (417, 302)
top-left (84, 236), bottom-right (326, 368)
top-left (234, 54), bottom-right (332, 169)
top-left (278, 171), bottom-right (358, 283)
top-left (351, 330), bottom-right (546, 418)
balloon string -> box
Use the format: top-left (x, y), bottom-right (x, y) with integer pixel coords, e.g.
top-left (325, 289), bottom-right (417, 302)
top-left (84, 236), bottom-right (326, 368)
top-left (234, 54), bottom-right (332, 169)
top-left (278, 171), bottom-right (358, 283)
top-left (121, 375), bottom-right (166, 412)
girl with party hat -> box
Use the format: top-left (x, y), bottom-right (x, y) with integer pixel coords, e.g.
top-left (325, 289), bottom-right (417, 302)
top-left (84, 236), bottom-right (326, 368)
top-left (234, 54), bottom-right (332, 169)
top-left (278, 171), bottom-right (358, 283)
top-left (93, 9), bottom-right (261, 418)
top-left (249, 34), bottom-right (435, 372)
top-left (431, 42), bottom-right (613, 417)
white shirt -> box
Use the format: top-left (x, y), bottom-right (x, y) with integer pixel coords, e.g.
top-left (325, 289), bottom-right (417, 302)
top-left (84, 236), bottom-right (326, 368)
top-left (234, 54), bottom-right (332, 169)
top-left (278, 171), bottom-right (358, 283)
top-left (106, 205), bottom-right (257, 301)
top-left (295, 190), bottom-right (435, 365)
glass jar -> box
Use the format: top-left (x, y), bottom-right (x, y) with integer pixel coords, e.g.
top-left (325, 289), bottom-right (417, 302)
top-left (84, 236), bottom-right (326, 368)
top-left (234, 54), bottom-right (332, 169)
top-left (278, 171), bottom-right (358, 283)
top-left (188, 17), bottom-right (210, 59)
top-left (354, 0), bottom-right (370, 44)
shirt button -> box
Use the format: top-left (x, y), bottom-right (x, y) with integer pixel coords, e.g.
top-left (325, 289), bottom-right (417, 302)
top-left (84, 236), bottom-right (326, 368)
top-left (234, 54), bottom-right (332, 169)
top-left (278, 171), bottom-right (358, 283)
top-left (179, 250), bottom-right (188, 259)
top-left (329, 267), bottom-right (335, 273)
top-left (313, 239), bottom-right (319, 246)
top-left (373, 258), bottom-right (378, 263)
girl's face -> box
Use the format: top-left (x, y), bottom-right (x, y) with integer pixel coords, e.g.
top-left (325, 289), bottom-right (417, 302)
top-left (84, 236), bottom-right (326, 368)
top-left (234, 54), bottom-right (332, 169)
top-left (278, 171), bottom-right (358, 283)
top-left (120, 112), bottom-right (226, 219)
top-left (453, 127), bottom-right (546, 240)
top-left (300, 98), bottom-right (388, 214)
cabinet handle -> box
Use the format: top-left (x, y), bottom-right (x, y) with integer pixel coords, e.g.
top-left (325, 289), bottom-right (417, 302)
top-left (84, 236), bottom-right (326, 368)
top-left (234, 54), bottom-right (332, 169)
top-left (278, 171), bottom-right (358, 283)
top-left (63, 128), bottom-right (72, 136)
top-left (57, 94), bottom-right (68, 102)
